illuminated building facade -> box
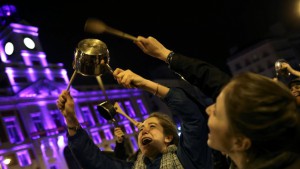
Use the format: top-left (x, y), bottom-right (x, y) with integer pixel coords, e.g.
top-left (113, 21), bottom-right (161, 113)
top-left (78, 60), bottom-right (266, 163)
top-left (227, 39), bottom-right (300, 78)
top-left (0, 4), bottom-right (162, 169)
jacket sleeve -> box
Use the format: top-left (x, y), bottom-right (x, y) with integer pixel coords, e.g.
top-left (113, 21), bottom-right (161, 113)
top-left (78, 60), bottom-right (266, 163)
top-left (114, 141), bottom-right (129, 161)
top-left (169, 53), bottom-right (231, 101)
top-left (68, 128), bottom-right (133, 169)
top-left (162, 87), bottom-right (213, 169)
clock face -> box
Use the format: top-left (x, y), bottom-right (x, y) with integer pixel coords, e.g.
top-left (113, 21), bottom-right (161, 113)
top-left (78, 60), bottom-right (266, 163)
top-left (4, 42), bottom-right (14, 55)
top-left (23, 37), bottom-right (35, 49)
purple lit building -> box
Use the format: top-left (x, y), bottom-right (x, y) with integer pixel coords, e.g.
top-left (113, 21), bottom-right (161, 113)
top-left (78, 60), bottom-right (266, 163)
top-left (0, 4), bottom-right (168, 169)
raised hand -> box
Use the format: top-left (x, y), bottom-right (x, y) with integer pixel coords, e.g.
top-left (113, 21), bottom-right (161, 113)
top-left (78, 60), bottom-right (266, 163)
top-left (134, 36), bottom-right (172, 62)
top-left (57, 90), bottom-right (79, 135)
top-left (113, 68), bottom-right (147, 88)
top-left (114, 127), bottom-right (125, 143)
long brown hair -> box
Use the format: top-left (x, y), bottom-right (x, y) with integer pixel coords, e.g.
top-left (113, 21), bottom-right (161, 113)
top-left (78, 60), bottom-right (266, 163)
top-left (223, 72), bottom-right (298, 158)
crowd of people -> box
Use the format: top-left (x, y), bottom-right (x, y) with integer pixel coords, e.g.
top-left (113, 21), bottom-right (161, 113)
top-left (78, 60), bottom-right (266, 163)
top-left (56, 36), bottom-right (300, 169)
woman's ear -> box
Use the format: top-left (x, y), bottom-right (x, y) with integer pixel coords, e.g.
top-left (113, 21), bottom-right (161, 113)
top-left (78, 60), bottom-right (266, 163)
top-left (164, 135), bottom-right (174, 144)
top-left (234, 136), bottom-right (251, 151)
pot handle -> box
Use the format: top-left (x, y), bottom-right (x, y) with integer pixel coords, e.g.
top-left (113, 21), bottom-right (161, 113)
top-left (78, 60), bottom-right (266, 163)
top-left (66, 70), bottom-right (77, 91)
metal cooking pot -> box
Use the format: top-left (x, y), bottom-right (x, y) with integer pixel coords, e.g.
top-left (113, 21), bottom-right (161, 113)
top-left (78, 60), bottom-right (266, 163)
top-left (73, 38), bottom-right (110, 76)
top-left (97, 101), bottom-right (141, 128)
top-left (97, 101), bottom-right (117, 121)
top-left (275, 59), bottom-right (290, 77)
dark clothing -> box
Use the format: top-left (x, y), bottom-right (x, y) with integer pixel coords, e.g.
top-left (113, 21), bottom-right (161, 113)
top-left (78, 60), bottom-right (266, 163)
top-left (144, 154), bottom-right (162, 168)
top-left (289, 108), bottom-right (300, 155)
top-left (68, 128), bottom-right (133, 169)
top-left (114, 141), bottom-right (129, 161)
top-left (170, 53), bottom-right (300, 168)
top-left (67, 87), bottom-right (212, 169)
top-left (170, 53), bottom-right (231, 101)
top-left (163, 87), bottom-right (213, 169)
top-left (170, 53), bottom-right (231, 169)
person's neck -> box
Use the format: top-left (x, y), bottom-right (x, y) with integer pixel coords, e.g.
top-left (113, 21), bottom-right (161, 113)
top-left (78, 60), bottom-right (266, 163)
top-left (228, 152), bottom-right (248, 169)
top-left (145, 145), bottom-right (168, 162)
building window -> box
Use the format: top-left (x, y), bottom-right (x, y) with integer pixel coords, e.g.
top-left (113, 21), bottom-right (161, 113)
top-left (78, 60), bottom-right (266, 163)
top-left (136, 99), bottom-right (148, 115)
top-left (31, 113), bottom-right (45, 132)
top-left (54, 77), bottom-right (65, 83)
top-left (245, 58), bottom-right (251, 65)
top-left (17, 150), bottom-right (31, 167)
top-left (257, 65), bottom-right (265, 72)
top-left (50, 165), bottom-right (57, 169)
top-left (3, 116), bottom-right (23, 144)
top-left (267, 60), bottom-right (274, 68)
top-left (115, 102), bottom-right (126, 121)
top-left (14, 77), bottom-right (28, 83)
top-left (91, 131), bottom-right (102, 144)
top-left (50, 110), bottom-right (65, 127)
top-left (124, 101), bottom-right (136, 117)
top-left (130, 136), bottom-right (139, 152)
top-left (262, 52), bottom-right (269, 58)
top-left (99, 130), bottom-right (105, 140)
top-left (104, 129), bottom-right (113, 140)
top-left (81, 107), bottom-right (95, 126)
top-left (93, 105), bottom-right (108, 124)
top-left (31, 60), bottom-right (41, 66)
top-left (252, 54), bottom-right (260, 62)
top-left (234, 63), bottom-right (242, 71)
top-left (124, 123), bottom-right (133, 134)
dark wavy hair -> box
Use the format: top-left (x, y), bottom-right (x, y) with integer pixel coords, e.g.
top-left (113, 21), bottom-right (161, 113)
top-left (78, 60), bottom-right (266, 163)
top-left (223, 72), bottom-right (298, 158)
top-left (148, 112), bottom-right (179, 146)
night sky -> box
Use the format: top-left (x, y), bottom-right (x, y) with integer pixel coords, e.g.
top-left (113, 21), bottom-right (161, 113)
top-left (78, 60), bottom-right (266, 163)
top-left (3, 0), bottom-right (300, 86)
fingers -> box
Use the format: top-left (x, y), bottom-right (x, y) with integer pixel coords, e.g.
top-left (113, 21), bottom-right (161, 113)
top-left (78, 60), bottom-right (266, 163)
top-left (56, 90), bottom-right (73, 111)
top-left (57, 90), bottom-right (66, 110)
top-left (281, 62), bottom-right (291, 69)
top-left (134, 36), bottom-right (151, 53)
top-left (135, 41), bottom-right (147, 53)
top-left (135, 122), bottom-right (142, 130)
top-left (114, 68), bottom-right (136, 88)
top-left (114, 68), bottom-right (130, 87)
top-left (113, 68), bottom-right (124, 77)
top-left (121, 72), bottom-right (134, 88)
top-left (114, 127), bottom-right (125, 136)
top-left (281, 63), bottom-right (287, 68)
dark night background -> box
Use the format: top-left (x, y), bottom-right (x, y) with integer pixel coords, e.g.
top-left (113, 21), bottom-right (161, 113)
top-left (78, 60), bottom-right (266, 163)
top-left (4, 0), bottom-right (300, 86)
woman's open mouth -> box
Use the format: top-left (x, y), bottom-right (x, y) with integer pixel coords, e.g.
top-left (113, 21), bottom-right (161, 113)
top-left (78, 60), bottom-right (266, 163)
top-left (142, 137), bottom-right (152, 145)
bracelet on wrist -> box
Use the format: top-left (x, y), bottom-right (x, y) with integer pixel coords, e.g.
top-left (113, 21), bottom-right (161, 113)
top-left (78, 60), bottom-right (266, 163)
top-left (166, 51), bottom-right (175, 65)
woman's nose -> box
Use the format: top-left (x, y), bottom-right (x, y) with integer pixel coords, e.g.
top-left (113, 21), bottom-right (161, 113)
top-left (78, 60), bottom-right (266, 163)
top-left (206, 104), bottom-right (214, 116)
top-left (141, 127), bottom-right (149, 135)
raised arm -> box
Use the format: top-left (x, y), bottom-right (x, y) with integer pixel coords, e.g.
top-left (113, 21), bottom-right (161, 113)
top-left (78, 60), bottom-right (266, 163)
top-left (56, 90), bottom-right (132, 169)
top-left (113, 68), bottom-right (213, 169)
top-left (281, 62), bottom-right (300, 77)
top-left (57, 90), bottom-right (80, 136)
top-left (134, 36), bottom-right (230, 100)
top-left (113, 68), bottom-right (170, 98)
